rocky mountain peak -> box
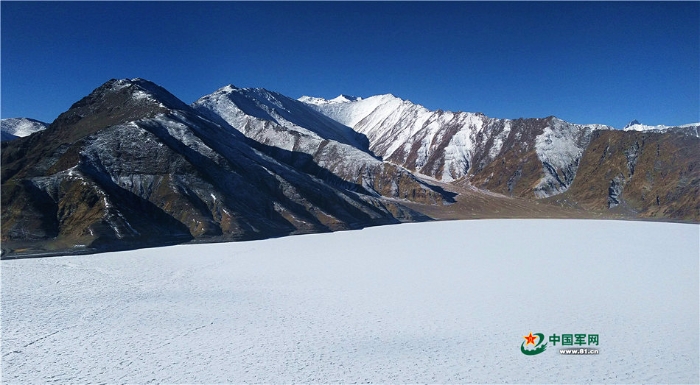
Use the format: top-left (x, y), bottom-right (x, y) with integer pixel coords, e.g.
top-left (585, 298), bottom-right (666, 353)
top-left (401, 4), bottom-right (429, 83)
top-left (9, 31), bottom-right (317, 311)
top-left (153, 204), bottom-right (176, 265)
top-left (329, 94), bottom-right (361, 103)
top-left (215, 84), bottom-right (240, 94)
top-left (42, 78), bottom-right (195, 145)
top-left (112, 78), bottom-right (191, 111)
top-left (624, 119), bottom-right (641, 129)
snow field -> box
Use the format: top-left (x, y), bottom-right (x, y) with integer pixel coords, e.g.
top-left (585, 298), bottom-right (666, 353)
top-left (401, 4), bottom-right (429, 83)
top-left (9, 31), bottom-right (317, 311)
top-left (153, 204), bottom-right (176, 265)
top-left (2, 219), bottom-right (698, 383)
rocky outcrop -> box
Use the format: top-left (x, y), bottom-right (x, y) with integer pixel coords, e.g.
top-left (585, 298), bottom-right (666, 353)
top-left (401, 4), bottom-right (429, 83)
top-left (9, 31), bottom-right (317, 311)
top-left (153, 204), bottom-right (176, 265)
top-left (548, 129), bottom-right (699, 221)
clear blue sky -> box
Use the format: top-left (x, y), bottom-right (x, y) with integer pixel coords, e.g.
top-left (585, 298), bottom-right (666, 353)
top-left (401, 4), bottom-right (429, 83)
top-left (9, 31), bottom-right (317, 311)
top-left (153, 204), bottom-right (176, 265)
top-left (2, 2), bottom-right (698, 128)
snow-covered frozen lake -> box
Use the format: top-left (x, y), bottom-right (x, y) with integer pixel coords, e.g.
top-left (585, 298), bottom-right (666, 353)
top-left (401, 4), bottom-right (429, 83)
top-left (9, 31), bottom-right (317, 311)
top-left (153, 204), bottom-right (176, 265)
top-left (2, 219), bottom-right (698, 383)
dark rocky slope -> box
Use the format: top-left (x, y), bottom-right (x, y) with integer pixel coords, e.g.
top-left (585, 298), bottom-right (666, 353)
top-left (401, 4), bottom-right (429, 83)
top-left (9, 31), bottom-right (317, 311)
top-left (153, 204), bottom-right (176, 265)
top-left (1, 79), bottom-right (439, 258)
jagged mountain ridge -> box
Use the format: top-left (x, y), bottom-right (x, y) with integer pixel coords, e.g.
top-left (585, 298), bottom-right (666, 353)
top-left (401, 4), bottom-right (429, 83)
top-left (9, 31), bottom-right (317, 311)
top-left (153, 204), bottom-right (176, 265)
top-left (2, 78), bottom-right (698, 257)
top-left (300, 94), bottom-right (698, 202)
top-left (192, 86), bottom-right (449, 204)
top-left (1, 79), bottom-right (436, 257)
top-left (622, 119), bottom-right (700, 134)
top-left (300, 94), bottom-right (615, 197)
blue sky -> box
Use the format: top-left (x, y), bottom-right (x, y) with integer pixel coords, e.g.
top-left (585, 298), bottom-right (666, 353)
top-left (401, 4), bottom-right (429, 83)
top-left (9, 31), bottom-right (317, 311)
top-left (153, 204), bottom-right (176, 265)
top-left (2, 2), bottom-right (698, 128)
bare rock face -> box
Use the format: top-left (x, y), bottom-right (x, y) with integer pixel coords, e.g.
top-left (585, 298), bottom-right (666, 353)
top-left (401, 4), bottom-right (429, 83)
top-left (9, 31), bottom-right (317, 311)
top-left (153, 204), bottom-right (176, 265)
top-left (2, 79), bottom-right (438, 257)
top-left (549, 129), bottom-right (699, 221)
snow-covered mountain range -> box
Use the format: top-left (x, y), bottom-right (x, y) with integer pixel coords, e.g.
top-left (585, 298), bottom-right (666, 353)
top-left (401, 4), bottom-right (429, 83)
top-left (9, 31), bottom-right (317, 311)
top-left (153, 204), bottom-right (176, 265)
top-left (300, 94), bottom-right (699, 198)
top-left (301, 94), bottom-right (602, 197)
top-left (1, 79), bottom-right (441, 258)
top-left (2, 78), bottom-right (698, 257)
top-left (193, 86), bottom-right (445, 203)
top-left (622, 119), bottom-right (700, 134)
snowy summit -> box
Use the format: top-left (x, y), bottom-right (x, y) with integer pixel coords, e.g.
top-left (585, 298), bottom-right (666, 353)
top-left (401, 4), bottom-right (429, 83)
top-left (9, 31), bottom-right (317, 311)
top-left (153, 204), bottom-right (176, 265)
top-left (622, 119), bottom-right (700, 133)
top-left (298, 94), bottom-right (362, 106)
top-left (1, 117), bottom-right (47, 141)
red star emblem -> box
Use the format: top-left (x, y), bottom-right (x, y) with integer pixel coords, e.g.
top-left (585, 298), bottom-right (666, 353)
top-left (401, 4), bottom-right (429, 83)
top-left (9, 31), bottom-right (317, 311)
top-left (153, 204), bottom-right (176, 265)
top-left (523, 332), bottom-right (537, 345)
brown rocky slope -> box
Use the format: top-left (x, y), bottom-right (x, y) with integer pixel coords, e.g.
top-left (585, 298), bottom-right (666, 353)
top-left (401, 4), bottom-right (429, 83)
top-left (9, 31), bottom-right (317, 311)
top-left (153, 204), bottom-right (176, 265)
top-left (545, 129), bottom-right (699, 222)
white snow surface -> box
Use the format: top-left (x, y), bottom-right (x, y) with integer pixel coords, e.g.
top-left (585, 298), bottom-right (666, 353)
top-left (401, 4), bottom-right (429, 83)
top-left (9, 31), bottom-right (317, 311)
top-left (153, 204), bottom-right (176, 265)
top-left (194, 86), bottom-right (370, 153)
top-left (0, 118), bottom-right (47, 140)
top-left (624, 123), bottom-right (671, 132)
top-left (299, 95), bottom-right (362, 105)
top-left (2, 219), bottom-right (698, 383)
top-left (623, 122), bottom-right (700, 133)
top-left (300, 94), bottom-right (402, 130)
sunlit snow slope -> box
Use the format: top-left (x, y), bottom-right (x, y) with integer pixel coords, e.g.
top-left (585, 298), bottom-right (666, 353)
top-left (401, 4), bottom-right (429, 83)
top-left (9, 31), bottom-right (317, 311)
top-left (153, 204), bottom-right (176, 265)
top-left (622, 119), bottom-right (700, 136)
top-left (2, 219), bottom-right (697, 383)
top-left (0, 118), bottom-right (47, 141)
top-left (300, 94), bottom-right (616, 198)
top-left (192, 86), bottom-right (448, 204)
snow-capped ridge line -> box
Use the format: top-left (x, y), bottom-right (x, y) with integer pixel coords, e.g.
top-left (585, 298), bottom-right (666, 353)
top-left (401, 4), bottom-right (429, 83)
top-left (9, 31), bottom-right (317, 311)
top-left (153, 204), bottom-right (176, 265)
top-left (193, 84), bottom-right (373, 150)
top-left (192, 84), bottom-right (451, 205)
top-left (622, 120), bottom-right (700, 132)
top-left (1, 117), bottom-right (48, 141)
top-left (300, 94), bottom-right (613, 196)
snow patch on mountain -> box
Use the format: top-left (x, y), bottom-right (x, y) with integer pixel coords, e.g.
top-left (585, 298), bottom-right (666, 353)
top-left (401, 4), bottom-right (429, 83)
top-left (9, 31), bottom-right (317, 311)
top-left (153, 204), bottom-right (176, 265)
top-left (624, 122), bottom-right (670, 132)
top-left (487, 120), bottom-right (512, 159)
top-left (330, 94), bottom-right (361, 103)
top-left (429, 113), bottom-right (483, 181)
top-left (622, 120), bottom-right (700, 133)
top-left (299, 94), bottom-right (362, 106)
top-left (129, 78), bottom-right (192, 111)
top-left (196, 86), bottom-right (369, 151)
top-left (194, 86), bottom-right (448, 204)
top-left (301, 94), bottom-right (404, 130)
top-left (1, 118), bottom-right (47, 141)
top-left (533, 118), bottom-right (593, 198)
top-left (297, 95), bottom-right (326, 105)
